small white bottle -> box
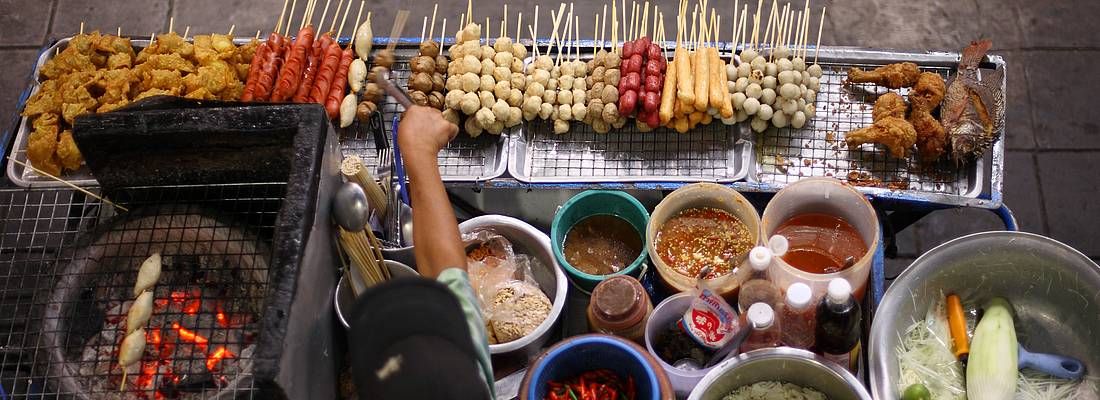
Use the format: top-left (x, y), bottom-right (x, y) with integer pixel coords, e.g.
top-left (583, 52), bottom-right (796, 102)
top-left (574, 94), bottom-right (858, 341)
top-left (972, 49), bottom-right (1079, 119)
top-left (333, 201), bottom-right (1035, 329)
top-left (737, 246), bottom-right (780, 314)
top-left (779, 282), bottom-right (816, 350)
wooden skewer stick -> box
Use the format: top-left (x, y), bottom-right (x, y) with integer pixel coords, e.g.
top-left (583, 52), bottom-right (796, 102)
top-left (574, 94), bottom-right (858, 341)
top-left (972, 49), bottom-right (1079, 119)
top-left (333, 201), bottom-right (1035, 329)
top-left (429, 4), bottom-right (438, 41)
top-left (183, 26), bottom-right (190, 40)
top-left (575, 15), bottom-right (580, 59)
top-left (485, 17), bottom-right (489, 42)
top-left (802, 0), bottom-right (810, 58)
top-left (792, 10), bottom-right (802, 54)
top-left (421, 16), bottom-right (427, 42)
top-left (534, 4), bottom-right (540, 55)
top-left (740, 4), bottom-right (747, 49)
top-left (813, 6), bottom-right (824, 63)
top-left (501, 5), bottom-right (507, 38)
top-left (385, 10), bottom-right (409, 51)
top-left (117, 26), bottom-right (122, 37)
top-left (274, 0), bottom-right (290, 33)
top-left (328, 0), bottom-right (344, 32)
top-left (352, 0), bottom-right (365, 46)
top-left (8, 158), bottom-right (128, 212)
top-left (440, 17), bottom-right (447, 44)
top-left (641, 1), bottom-right (649, 39)
top-left (600, 4), bottom-right (607, 49)
top-left (228, 24), bottom-right (236, 36)
top-left (465, 0), bottom-right (473, 27)
top-left (317, 0), bottom-right (333, 32)
top-left (79, 21), bottom-right (84, 35)
top-left (620, 0), bottom-right (627, 46)
top-left (516, 12), bottom-right (522, 42)
top-left (285, 0), bottom-right (298, 35)
top-left (168, 17), bottom-right (174, 33)
top-left (335, 0), bottom-right (352, 40)
top-left (593, 14), bottom-right (599, 52)
top-left (256, 29), bottom-right (262, 39)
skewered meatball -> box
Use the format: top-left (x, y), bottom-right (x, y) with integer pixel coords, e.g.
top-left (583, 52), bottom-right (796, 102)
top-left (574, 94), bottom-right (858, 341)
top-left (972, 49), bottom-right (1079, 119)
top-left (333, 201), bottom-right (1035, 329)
top-left (543, 89), bottom-right (557, 104)
top-left (475, 107), bottom-right (496, 127)
top-left (601, 85), bottom-right (618, 104)
top-left (493, 66), bottom-right (511, 83)
top-left (409, 72), bottom-right (433, 92)
top-left (604, 69), bottom-right (621, 86)
top-left (460, 92), bottom-right (480, 114)
top-left (460, 55), bottom-right (481, 74)
top-left (446, 75), bottom-right (461, 91)
top-left (525, 82), bottom-right (545, 98)
top-left (479, 91), bottom-right (495, 109)
top-left (534, 55), bottom-right (553, 70)
top-left (532, 69), bottom-right (551, 86)
top-left (442, 108), bottom-right (460, 125)
top-left (507, 88), bottom-right (522, 107)
top-left (410, 91), bottom-right (429, 106)
top-left (481, 45), bottom-right (496, 61)
top-left (604, 54), bottom-right (621, 68)
top-left (428, 91), bottom-right (445, 109)
top-left (480, 59), bottom-right (497, 75)
top-left (460, 72), bottom-right (480, 92)
top-left (435, 55), bottom-right (448, 73)
top-left (420, 41), bottom-right (441, 58)
top-left (572, 103), bottom-right (587, 121)
top-left (479, 75), bottom-right (496, 92)
top-left (493, 80), bottom-right (511, 100)
top-left (538, 102), bottom-right (554, 119)
top-left (356, 101), bottom-right (377, 121)
top-left (510, 58), bottom-right (523, 73)
top-left (553, 118), bottom-right (570, 134)
top-left (411, 56), bottom-right (436, 73)
top-left (558, 89), bottom-right (573, 105)
top-left (510, 72), bottom-right (526, 91)
top-left (494, 37), bottom-right (513, 53)
top-left (465, 117), bottom-right (484, 137)
top-left (432, 73), bottom-right (446, 92)
top-left (445, 90), bottom-right (464, 109)
top-left (364, 82), bottom-right (384, 102)
top-left (512, 43), bottom-right (527, 59)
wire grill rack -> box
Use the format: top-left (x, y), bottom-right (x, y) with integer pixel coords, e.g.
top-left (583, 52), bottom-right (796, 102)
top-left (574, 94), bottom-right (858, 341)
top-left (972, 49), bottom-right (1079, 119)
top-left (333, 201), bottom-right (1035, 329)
top-left (512, 118), bottom-right (748, 183)
top-left (752, 61), bottom-right (978, 196)
top-left (0, 183), bottom-right (283, 399)
top-left (337, 48), bottom-right (509, 182)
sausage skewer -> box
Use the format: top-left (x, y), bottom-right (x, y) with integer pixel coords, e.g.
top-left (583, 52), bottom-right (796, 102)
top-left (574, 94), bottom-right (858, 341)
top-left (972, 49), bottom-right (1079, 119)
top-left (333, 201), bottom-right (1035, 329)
top-left (271, 25), bottom-right (315, 101)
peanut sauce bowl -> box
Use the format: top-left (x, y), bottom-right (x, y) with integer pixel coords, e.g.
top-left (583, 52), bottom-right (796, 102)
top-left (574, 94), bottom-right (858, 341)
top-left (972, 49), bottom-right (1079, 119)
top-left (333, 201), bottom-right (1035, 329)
top-left (646, 183), bottom-right (762, 298)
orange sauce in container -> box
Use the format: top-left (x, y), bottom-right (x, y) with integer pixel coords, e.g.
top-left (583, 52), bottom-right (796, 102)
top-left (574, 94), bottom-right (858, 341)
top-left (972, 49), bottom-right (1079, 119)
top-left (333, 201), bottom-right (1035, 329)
top-left (654, 207), bottom-right (754, 280)
top-left (774, 213), bottom-right (868, 274)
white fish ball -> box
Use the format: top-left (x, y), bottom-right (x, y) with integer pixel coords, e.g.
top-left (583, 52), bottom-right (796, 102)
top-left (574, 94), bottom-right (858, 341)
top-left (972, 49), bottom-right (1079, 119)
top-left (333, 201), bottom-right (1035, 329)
top-left (772, 110), bottom-right (789, 128)
top-left (743, 97), bottom-right (761, 115)
top-left (791, 110), bottom-right (807, 129)
top-left (761, 88), bottom-right (777, 105)
top-left (746, 83), bottom-right (763, 99)
top-left (780, 83), bottom-right (801, 100)
top-left (757, 103), bottom-right (774, 121)
top-left (750, 116), bottom-right (769, 132)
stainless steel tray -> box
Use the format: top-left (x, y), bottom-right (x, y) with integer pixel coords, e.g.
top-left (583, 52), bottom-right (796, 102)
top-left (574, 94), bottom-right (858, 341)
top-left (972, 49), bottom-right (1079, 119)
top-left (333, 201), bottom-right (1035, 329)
top-left (337, 45), bottom-right (509, 182)
top-left (743, 47), bottom-right (1005, 208)
top-left (508, 52), bottom-right (749, 183)
top-left (7, 36), bottom-right (262, 188)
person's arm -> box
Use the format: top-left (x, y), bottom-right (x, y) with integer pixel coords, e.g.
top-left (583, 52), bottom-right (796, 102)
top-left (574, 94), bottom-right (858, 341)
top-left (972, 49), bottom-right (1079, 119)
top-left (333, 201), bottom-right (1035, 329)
top-left (397, 106), bottom-right (465, 278)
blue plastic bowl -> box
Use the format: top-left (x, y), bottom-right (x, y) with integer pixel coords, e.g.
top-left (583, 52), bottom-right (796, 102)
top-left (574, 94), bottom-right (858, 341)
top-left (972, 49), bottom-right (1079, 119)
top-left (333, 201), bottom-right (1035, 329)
top-left (520, 334), bottom-right (672, 400)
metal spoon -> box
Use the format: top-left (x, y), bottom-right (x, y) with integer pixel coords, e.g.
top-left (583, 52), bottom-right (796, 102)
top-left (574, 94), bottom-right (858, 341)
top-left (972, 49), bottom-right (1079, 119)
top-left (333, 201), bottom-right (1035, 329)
top-left (332, 182), bottom-right (370, 232)
top-left (399, 202), bottom-right (414, 246)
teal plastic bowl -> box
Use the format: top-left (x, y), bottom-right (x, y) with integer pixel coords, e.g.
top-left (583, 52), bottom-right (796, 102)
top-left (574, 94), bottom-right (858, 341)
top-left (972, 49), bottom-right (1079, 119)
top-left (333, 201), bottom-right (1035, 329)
top-left (551, 190), bottom-right (649, 291)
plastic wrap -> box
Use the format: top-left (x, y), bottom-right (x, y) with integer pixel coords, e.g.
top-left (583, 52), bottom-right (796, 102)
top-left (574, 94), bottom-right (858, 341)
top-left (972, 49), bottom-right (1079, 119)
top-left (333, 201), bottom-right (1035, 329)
top-left (464, 230), bottom-right (552, 344)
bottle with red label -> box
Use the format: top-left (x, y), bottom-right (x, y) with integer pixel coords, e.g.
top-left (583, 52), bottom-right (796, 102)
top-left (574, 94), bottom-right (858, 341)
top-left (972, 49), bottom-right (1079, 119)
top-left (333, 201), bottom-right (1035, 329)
top-left (815, 278), bottom-right (861, 371)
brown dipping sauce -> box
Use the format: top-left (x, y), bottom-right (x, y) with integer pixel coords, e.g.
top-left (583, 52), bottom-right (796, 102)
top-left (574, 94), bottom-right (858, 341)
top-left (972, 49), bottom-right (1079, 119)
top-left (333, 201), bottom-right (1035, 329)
top-left (564, 215), bottom-right (643, 275)
top-left (774, 213), bottom-right (868, 274)
top-left (654, 207), bottom-right (753, 280)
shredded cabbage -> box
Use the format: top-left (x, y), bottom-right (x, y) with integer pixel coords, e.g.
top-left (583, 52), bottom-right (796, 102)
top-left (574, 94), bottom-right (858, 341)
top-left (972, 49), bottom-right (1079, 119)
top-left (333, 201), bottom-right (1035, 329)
top-left (896, 294), bottom-right (1096, 400)
top-left (721, 381), bottom-right (827, 400)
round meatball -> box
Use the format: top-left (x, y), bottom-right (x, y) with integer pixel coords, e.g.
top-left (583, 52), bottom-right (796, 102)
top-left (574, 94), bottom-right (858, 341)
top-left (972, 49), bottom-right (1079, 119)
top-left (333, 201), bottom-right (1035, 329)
top-left (481, 45), bottom-right (496, 61)
top-left (441, 108), bottom-right (460, 125)
top-left (572, 103), bottom-right (587, 121)
top-left (479, 91), bottom-right (495, 109)
top-left (494, 37), bottom-right (513, 53)
top-left (525, 81), bottom-right (545, 98)
top-left (492, 66), bottom-right (511, 83)
top-left (460, 72), bottom-right (481, 92)
top-left (559, 75), bottom-right (575, 91)
top-left (411, 55), bottom-right (436, 73)
top-left (464, 117), bottom-right (484, 137)
top-left (479, 75), bottom-right (496, 92)
top-left (511, 43), bottom-right (527, 59)
top-left (493, 80), bottom-right (511, 99)
top-left (428, 91), bottom-right (445, 109)
top-left (480, 58), bottom-right (497, 76)
top-left (510, 72), bottom-right (526, 91)
top-left (601, 85), bottom-right (618, 104)
top-left (572, 89), bottom-right (586, 105)
top-left (542, 89), bottom-right (557, 104)
top-left (553, 118), bottom-right (570, 134)
top-left (475, 106), bottom-right (496, 128)
top-left (538, 102), bottom-right (554, 119)
top-left (532, 69), bottom-right (551, 86)
top-left (409, 72), bottom-right (433, 92)
top-left (446, 75), bottom-right (461, 91)
top-left (557, 89), bottom-right (573, 105)
top-left (507, 88), bottom-right (522, 106)
top-left (435, 55), bottom-right (449, 73)
top-left (534, 55), bottom-right (553, 70)
top-left (432, 73), bottom-right (446, 92)
top-left (374, 49), bottom-right (395, 67)
top-left (604, 69), bottom-right (621, 86)
top-left (461, 55), bottom-right (481, 74)
top-left (445, 90), bottom-right (464, 109)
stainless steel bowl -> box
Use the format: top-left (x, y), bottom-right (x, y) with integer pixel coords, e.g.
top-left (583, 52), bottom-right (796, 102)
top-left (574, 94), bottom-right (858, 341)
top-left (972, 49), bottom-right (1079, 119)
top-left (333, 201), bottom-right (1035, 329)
top-left (459, 215), bottom-right (569, 358)
top-left (334, 260), bottom-right (419, 329)
top-left (869, 231), bottom-right (1100, 400)
top-left (688, 348), bottom-right (871, 400)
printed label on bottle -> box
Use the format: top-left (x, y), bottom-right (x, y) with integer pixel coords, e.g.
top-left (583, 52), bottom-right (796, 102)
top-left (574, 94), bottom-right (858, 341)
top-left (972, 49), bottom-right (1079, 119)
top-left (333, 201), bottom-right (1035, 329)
top-left (823, 342), bottom-right (861, 372)
top-left (682, 288), bottom-right (738, 349)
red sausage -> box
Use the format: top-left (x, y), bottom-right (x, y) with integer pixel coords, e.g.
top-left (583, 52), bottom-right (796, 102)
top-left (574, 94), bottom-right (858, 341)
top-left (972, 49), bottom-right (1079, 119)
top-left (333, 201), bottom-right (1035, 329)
top-left (241, 41), bottom-right (270, 102)
top-left (646, 43), bottom-right (662, 61)
top-left (622, 41), bottom-right (635, 58)
top-left (254, 33), bottom-right (287, 101)
top-left (627, 54), bottom-right (644, 73)
top-left (643, 91), bottom-right (660, 113)
top-left (309, 42), bottom-right (343, 103)
top-left (644, 73), bottom-right (662, 93)
top-left (293, 33), bottom-right (331, 102)
top-left (636, 36), bottom-right (651, 51)
top-left (271, 26), bottom-right (316, 102)
top-left (623, 72), bottom-right (641, 91)
top-left (324, 47), bottom-right (355, 118)
top-left (619, 90), bottom-right (638, 115)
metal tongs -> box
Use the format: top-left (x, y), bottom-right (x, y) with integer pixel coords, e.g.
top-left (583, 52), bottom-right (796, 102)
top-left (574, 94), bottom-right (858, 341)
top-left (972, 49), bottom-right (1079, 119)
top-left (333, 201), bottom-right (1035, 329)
top-left (371, 68), bottom-right (413, 108)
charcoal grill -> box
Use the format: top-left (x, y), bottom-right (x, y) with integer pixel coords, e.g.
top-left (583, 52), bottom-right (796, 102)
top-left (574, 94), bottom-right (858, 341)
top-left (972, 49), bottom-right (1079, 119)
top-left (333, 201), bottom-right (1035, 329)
top-left (42, 203), bottom-right (270, 399)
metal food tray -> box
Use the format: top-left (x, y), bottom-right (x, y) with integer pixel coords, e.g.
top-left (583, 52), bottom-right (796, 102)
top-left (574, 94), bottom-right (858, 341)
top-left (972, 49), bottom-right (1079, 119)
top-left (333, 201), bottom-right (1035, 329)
top-left (337, 44), bottom-right (509, 182)
top-left (509, 52), bottom-right (750, 184)
top-left (6, 36), bottom-right (268, 188)
top-left (743, 47), bottom-right (1006, 209)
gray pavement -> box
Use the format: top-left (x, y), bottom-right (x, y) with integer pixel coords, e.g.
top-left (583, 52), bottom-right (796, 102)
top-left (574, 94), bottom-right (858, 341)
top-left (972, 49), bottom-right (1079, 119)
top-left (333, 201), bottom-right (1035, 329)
top-left (0, 0), bottom-right (1095, 260)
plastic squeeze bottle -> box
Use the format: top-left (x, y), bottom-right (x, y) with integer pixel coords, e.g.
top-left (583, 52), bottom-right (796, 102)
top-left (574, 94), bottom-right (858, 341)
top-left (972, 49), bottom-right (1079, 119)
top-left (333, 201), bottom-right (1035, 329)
top-left (815, 278), bottom-right (861, 371)
top-left (739, 303), bottom-right (780, 353)
top-left (779, 282), bottom-right (816, 350)
top-left (737, 246), bottom-right (781, 314)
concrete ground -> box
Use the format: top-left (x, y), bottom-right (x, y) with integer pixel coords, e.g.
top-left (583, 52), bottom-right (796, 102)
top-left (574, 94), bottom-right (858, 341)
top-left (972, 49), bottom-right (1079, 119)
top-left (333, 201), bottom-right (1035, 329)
top-left (0, 0), bottom-right (1096, 278)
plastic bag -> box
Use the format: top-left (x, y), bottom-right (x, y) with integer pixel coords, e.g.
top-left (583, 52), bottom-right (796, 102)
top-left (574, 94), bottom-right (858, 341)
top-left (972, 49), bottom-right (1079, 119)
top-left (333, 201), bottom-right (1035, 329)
top-left (681, 276), bottom-right (742, 350)
top-left (464, 229), bottom-right (552, 344)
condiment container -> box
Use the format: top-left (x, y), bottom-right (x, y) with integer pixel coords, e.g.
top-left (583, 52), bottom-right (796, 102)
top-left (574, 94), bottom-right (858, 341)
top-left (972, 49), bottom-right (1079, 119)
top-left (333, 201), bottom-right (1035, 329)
top-left (588, 275), bottom-right (653, 343)
top-left (760, 177), bottom-right (879, 300)
top-left (779, 282), bottom-right (816, 350)
top-left (552, 190), bottom-right (650, 292)
top-left (740, 303), bottom-right (780, 353)
top-left (646, 183), bottom-right (761, 298)
top-left (815, 278), bottom-right (861, 371)
top-left (644, 293), bottom-right (715, 398)
top-left (687, 348), bottom-right (872, 400)
top-left (520, 334), bottom-right (675, 400)
top-left (736, 246), bottom-right (780, 314)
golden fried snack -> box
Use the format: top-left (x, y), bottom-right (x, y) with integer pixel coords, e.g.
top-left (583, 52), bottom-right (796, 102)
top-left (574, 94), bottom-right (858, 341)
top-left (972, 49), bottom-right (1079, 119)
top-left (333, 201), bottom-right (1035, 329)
top-left (94, 34), bottom-right (135, 57)
top-left (27, 113), bottom-right (61, 176)
top-left (847, 62), bottom-right (921, 89)
top-left (134, 87), bottom-right (178, 101)
top-left (106, 53), bottom-right (132, 69)
top-left (22, 81), bottom-right (62, 117)
top-left (910, 110), bottom-right (946, 162)
top-left (56, 130), bottom-right (82, 171)
top-left (40, 50), bottom-right (95, 80)
top-left (909, 72), bottom-right (946, 112)
top-left (845, 116), bottom-right (918, 158)
top-left (96, 68), bottom-right (137, 105)
top-left (140, 69), bottom-right (184, 92)
top-left (142, 53), bottom-right (196, 73)
top-left (872, 92), bottom-right (907, 122)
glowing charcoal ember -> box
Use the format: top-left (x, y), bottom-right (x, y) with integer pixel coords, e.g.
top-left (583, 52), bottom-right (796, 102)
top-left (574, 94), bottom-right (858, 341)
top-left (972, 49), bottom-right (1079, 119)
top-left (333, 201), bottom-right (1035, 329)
top-left (205, 347), bottom-right (235, 371)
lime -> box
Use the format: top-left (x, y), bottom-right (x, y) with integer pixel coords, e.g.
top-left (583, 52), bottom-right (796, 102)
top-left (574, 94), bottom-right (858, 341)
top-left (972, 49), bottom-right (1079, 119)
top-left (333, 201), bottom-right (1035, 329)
top-left (902, 383), bottom-right (931, 400)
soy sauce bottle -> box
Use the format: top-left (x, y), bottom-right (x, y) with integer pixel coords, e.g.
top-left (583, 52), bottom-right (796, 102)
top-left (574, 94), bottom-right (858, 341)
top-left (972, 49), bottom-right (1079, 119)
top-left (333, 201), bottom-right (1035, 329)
top-left (815, 278), bottom-right (861, 371)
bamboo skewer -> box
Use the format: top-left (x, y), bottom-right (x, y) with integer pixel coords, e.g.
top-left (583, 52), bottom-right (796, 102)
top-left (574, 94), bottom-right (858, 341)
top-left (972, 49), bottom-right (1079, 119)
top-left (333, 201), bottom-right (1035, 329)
top-left (429, 4), bottom-right (438, 42)
top-left (813, 6), bottom-right (824, 63)
top-left (516, 12), bottom-right (522, 43)
top-left (285, 0), bottom-right (297, 35)
top-left (317, 0), bottom-right (333, 32)
top-left (328, 0), bottom-right (344, 32)
top-left (8, 158), bottom-right (128, 212)
top-left (385, 10), bottom-right (409, 52)
top-left (421, 16), bottom-right (428, 42)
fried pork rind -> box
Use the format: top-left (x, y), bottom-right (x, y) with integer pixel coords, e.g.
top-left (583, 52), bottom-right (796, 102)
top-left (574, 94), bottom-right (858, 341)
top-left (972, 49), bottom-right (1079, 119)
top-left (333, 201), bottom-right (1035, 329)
top-left (22, 80), bottom-right (62, 118)
top-left (106, 52), bottom-right (133, 70)
top-left (27, 113), bottom-right (61, 176)
top-left (40, 50), bottom-right (96, 80)
top-left (140, 69), bottom-right (184, 92)
top-left (141, 53), bottom-right (195, 73)
top-left (56, 130), bottom-right (82, 171)
top-left (135, 87), bottom-right (178, 101)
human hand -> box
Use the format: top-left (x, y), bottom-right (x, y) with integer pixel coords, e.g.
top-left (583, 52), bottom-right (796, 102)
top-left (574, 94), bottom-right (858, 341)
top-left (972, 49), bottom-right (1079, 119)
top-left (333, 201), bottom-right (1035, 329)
top-left (398, 106), bottom-right (459, 164)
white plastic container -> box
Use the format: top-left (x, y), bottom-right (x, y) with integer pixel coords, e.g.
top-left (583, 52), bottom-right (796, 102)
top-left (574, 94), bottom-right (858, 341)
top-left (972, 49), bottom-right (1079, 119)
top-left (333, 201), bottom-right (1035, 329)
top-left (644, 293), bottom-right (714, 398)
top-left (760, 178), bottom-right (879, 300)
top-left (646, 183), bottom-right (762, 298)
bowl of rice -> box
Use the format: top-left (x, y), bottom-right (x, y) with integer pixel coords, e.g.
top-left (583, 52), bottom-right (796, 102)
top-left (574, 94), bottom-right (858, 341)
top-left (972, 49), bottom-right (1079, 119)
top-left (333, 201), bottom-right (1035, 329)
top-left (687, 347), bottom-right (870, 400)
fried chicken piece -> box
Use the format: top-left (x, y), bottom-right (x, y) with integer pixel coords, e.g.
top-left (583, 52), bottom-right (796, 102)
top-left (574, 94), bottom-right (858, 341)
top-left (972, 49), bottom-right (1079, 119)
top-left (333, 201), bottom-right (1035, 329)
top-left (22, 80), bottom-right (62, 117)
top-left (910, 72), bottom-right (946, 112)
top-left (56, 130), bottom-right (82, 171)
top-left (27, 113), bottom-right (61, 176)
top-left (910, 110), bottom-right (946, 162)
top-left (872, 92), bottom-right (908, 122)
top-left (845, 116), bottom-right (918, 158)
top-left (847, 62), bottom-right (921, 89)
